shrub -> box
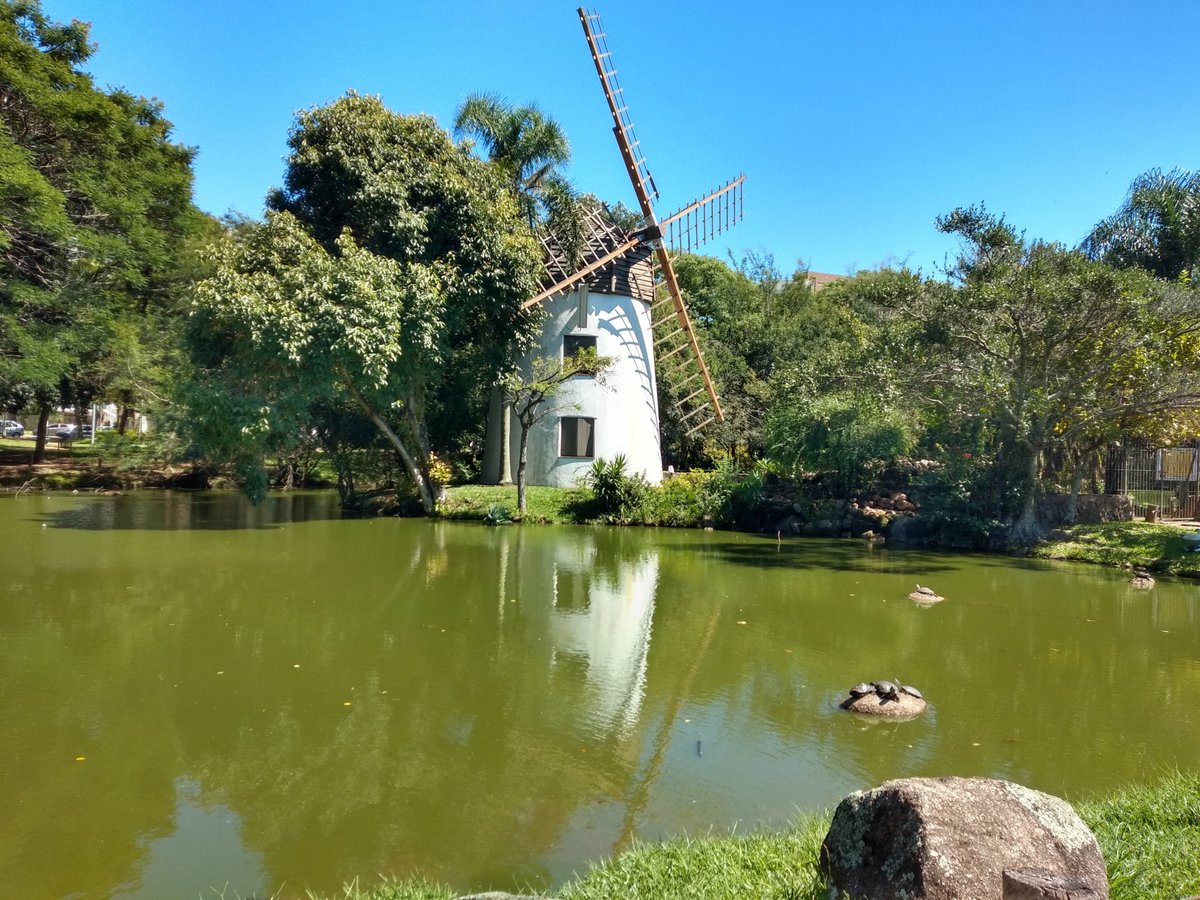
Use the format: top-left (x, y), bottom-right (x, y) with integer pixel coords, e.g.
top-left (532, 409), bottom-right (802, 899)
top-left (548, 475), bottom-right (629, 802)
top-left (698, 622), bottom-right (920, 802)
top-left (586, 455), bottom-right (651, 523)
top-left (765, 393), bottom-right (917, 495)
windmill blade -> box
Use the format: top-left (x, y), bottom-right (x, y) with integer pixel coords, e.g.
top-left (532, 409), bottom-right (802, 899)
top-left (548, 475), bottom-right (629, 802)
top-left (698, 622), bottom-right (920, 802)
top-left (651, 247), bottom-right (724, 424)
top-left (659, 175), bottom-right (746, 253)
top-left (578, 7), bottom-right (725, 428)
top-left (578, 8), bottom-right (659, 220)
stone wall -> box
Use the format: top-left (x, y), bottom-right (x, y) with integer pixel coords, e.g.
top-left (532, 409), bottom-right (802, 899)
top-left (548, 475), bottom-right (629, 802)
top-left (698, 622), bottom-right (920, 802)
top-left (1036, 493), bottom-right (1134, 526)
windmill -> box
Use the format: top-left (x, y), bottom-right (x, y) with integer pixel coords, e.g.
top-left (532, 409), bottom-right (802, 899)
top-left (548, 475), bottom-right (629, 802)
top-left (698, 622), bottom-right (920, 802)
top-left (484, 7), bottom-right (745, 487)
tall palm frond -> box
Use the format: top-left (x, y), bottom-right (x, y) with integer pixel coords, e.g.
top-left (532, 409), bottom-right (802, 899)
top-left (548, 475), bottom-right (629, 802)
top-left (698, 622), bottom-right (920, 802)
top-left (453, 92), bottom-right (571, 222)
top-left (1083, 168), bottom-right (1200, 286)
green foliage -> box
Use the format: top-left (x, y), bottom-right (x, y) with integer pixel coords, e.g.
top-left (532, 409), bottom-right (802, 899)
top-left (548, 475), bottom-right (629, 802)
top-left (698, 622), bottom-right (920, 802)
top-left (188, 94), bottom-right (542, 510)
top-left (436, 484), bottom-right (588, 524)
top-left (586, 455), bottom-right (651, 523)
top-left (1084, 168), bottom-right (1200, 287)
top-left (560, 816), bottom-right (830, 900)
top-left (0, 0), bottom-right (201, 450)
top-left (766, 393), bottom-right (917, 494)
top-left (482, 502), bottom-right (512, 526)
top-left (1030, 522), bottom-right (1200, 576)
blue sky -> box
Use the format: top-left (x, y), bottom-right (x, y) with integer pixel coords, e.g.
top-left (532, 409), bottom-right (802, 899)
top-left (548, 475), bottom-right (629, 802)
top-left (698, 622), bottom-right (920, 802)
top-left (45, 0), bottom-right (1200, 278)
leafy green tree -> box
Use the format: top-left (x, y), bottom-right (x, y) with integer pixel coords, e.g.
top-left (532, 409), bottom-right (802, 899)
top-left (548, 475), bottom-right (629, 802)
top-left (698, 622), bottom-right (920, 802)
top-left (189, 212), bottom-right (444, 508)
top-left (0, 0), bottom-right (197, 458)
top-left (918, 206), bottom-right (1200, 537)
top-left (191, 94), bottom-right (541, 510)
top-left (1084, 168), bottom-right (1200, 287)
top-left (765, 392), bottom-right (917, 494)
top-left (666, 252), bottom-right (870, 467)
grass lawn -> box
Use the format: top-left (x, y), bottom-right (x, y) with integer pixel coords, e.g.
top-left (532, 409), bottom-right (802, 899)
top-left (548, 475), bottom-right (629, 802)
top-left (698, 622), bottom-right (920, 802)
top-left (307, 773), bottom-right (1200, 900)
top-left (1030, 521), bottom-right (1200, 577)
top-left (437, 484), bottom-right (591, 525)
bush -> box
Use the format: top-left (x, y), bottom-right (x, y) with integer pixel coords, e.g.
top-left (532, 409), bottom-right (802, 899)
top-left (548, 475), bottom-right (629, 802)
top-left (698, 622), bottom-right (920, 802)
top-left (765, 393), bottom-right (917, 495)
top-left (586, 455), bottom-right (651, 523)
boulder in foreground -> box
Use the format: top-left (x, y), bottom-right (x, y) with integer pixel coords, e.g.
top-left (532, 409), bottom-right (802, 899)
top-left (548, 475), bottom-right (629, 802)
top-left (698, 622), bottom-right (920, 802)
top-left (821, 776), bottom-right (1108, 899)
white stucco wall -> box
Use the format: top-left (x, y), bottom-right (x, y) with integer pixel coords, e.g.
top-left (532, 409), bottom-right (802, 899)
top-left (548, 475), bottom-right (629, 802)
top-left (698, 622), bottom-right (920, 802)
top-left (483, 288), bottom-right (662, 487)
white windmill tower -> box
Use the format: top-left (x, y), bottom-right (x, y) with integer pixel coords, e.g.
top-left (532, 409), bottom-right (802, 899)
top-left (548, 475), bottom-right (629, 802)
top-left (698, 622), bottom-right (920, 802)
top-left (483, 7), bottom-right (745, 488)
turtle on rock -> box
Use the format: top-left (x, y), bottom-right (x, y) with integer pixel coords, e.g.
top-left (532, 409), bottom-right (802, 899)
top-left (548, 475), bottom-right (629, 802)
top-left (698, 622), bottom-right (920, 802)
top-left (848, 682), bottom-right (876, 699)
top-left (897, 682), bottom-right (924, 700)
top-left (908, 584), bottom-right (945, 602)
top-left (1129, 569), bottom-right (1155, 589)
top-left (872, 680), bottom-right (900, 702)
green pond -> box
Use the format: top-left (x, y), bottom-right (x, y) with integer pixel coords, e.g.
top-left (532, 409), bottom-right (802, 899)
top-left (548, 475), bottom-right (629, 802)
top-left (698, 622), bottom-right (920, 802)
top-left (1, 491), bottom-right (1198, 898)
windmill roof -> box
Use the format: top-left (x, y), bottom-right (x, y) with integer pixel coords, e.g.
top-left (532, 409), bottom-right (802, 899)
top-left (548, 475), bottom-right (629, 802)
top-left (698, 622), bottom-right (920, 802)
top-left (539, 206), bottom-right (654, 304)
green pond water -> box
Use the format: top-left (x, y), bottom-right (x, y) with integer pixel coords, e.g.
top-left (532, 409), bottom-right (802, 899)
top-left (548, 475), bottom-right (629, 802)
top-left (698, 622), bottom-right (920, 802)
top-left (1, 491), bottom-right (1198, 898)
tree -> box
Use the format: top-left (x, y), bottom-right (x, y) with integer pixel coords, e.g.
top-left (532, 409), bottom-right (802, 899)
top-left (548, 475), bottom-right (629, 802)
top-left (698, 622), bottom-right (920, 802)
top-left (191, 94), bottom-right (542, 511)
top-left (501, 348), bottom-right (610, 514)
top-left (1083, 168), bottom-right (1200, 287)
top-left (0, 0), bottom-right (198, 458)
top-left (189, 212), bottom-right (444, 509)
top-left (453, 92), bottom-right (571, 224)
top-left (919, 206), bottom-right (1200, 538)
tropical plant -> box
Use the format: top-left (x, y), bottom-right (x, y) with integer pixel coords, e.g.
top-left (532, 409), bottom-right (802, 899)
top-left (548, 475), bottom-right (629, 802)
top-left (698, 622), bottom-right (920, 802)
top-left (482, 503), bottom-right (513, 526)
top-left (586, 455), bottom-right (650, 523)
top-left (1083, 168), bottom-right (1200, 287)
top-left (453, 92), bottom-right (572, 224)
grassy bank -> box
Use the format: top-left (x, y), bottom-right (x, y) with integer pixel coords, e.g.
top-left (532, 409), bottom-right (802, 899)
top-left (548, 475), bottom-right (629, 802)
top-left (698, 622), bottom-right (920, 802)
top-left (435, 484), bottom-right (589, 525)
top-left (1030, 521), bottom-right (1200, 577)
top-left (310, 772), bottom-right (1200, 900)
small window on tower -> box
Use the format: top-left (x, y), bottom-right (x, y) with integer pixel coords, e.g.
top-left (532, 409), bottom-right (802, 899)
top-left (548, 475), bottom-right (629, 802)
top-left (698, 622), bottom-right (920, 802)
top-left (559, 416), bottom-right (596, 458)
top-left (563, 334), bottom-right (597, 358)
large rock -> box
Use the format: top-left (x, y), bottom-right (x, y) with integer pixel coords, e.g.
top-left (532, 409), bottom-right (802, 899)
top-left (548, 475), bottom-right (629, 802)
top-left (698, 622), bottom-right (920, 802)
top-left (821, 777), bottom-right (1108, 900)
top-left (841, 691), bottom-right (926, 719)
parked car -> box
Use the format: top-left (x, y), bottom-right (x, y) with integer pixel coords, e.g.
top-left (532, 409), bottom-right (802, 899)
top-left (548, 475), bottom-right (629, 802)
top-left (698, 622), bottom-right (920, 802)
top-left (55, 424), bottom-right (79, 439)
top-left (2, 420), bottom-right (23, 438)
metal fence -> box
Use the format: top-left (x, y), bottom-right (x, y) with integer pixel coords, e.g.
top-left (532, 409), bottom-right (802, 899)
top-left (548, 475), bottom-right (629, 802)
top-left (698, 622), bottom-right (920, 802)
top-left (1105, 441), bottom-right (1200, 520)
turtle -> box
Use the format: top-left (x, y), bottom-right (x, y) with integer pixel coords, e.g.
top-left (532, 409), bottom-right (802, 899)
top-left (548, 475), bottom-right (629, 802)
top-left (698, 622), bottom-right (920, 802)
top-left (913, 584), bottom-right (939, 598)
top-left (1130, 569), bottom-right (1155, 589)
top-left (897, 682), bottom-right (924, 701)
top-left (872, 680), bottom-right (899, 701)
top-left (848, 682), bottom-right (876, 699)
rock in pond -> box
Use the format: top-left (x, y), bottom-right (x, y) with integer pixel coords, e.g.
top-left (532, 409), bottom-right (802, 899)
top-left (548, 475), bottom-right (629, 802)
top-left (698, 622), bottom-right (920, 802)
top-left (820, 776), bottom-right (1109, 900)
top-left (841, 690), bottom-right (926, 719)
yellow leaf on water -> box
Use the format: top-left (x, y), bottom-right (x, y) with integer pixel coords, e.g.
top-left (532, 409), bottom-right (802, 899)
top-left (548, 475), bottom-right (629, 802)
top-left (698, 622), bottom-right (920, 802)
top-left (343, 701), bottom-right (352, 707)
top-left (736, 620), bottom-right (747, 625)
top-left (293, 664), bottom-right (300, 668)
top-left (75, 756), bottom-right (86, 762)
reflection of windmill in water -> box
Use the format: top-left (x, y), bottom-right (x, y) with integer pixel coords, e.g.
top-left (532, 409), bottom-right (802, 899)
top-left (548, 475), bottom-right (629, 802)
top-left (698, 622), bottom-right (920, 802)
top-left (483, 8), bottom-right (745, 487)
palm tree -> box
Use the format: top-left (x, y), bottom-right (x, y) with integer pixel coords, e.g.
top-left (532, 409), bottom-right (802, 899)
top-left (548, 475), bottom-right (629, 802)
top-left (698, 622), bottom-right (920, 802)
top-left (1083, 168), bottom-right (1200, 286)
top-left (453, 92), bottom-right (572, 223)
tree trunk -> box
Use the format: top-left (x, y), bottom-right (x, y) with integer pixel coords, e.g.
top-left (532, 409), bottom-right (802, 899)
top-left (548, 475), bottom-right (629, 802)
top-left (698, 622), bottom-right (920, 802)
top-left (499, 399), bottom-right (513, 485)
top-left (33, 404), bottom-right (50, 463)
top-left (1013, 444), bottom-right (1043, 542)
top-left (516, 421), bottom-right (530, 513)
top-left (346, 383), bottom-right (435, 514)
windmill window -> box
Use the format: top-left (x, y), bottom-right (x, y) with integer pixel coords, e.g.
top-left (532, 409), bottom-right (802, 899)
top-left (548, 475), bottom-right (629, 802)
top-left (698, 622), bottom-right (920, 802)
top-left (560, 416), bottom-right (595, 458)
top-left (563, 334), bottom-right (597, 358)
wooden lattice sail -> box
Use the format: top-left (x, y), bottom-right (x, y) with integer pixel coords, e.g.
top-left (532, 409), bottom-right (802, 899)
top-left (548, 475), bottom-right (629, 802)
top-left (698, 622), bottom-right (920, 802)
top-left (526, 7), bottom-right (746, 440)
